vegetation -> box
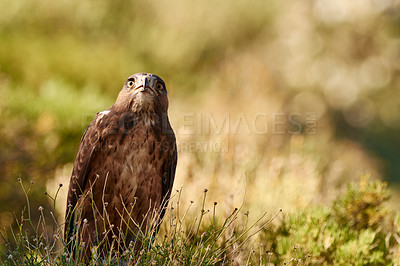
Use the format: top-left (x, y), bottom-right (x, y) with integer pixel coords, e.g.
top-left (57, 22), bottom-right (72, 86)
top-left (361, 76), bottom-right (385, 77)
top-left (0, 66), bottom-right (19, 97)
top-left (261, 176), bottom-right (400, 265)
top-left (0, 181), bottom-right (280, 265)
top-left (1, 177), bottom-right (399, 265)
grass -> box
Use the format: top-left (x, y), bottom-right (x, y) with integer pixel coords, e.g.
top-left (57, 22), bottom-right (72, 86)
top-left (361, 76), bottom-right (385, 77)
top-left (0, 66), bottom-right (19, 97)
top-left (2, 176), bottom-right (400, 265)
top-left (0, 179), bottom-right (281, 265)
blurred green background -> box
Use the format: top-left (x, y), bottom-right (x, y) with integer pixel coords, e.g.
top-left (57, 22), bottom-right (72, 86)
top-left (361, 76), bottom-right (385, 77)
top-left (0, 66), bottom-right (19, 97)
top-left (0, 0), bottom-right (399, 232)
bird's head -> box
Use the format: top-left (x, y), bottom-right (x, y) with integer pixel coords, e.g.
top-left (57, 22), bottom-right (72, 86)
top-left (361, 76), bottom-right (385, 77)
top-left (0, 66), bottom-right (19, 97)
top-left (115, 73), bottom-right (169, 113)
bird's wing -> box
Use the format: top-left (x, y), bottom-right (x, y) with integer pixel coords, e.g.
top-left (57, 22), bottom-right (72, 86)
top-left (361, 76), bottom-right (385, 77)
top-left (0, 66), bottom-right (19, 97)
top-left (160, 138), bottom-right (177, 221)
top-left (64, 115), bottom-right (101, 246)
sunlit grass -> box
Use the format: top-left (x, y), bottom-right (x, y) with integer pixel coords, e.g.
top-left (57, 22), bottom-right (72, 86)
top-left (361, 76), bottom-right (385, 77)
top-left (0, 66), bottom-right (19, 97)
top-left (0, 179), bottom-right (280, 265)
top-left (2, 177), bottom-right (400, 265)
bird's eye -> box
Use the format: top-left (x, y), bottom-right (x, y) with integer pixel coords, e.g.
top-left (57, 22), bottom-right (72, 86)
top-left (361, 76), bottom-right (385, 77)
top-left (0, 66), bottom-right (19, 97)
top-left (127, 80), bottom-right (135, 88)
top-left (156, 83), bottom-right (164, 90)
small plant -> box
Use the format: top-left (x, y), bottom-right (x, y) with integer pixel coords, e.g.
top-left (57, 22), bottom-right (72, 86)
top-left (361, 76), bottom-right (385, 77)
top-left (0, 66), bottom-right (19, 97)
top-left (0, 179), bottom-right (65, 265)
top-left (258, 176), bottom-right (400, 265)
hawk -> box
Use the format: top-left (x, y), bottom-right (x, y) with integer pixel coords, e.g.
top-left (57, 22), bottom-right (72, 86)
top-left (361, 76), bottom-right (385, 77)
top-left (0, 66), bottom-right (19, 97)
top-left (65, 73), bottom-right (177, 259)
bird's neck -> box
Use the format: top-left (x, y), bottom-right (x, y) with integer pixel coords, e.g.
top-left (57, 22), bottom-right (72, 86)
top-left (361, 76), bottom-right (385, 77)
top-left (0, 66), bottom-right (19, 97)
top-left (112, 105), bottom-right (168, 127)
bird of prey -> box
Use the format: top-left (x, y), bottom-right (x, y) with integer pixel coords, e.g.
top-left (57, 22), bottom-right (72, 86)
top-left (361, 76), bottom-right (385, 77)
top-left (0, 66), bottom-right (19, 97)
top-left (65, 73), bottom-right (177, 259)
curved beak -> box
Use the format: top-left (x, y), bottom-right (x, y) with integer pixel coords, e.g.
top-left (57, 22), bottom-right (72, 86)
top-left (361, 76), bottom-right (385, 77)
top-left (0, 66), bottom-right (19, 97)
top-left (131, 76), bottom-right (159, 95)
top-left (143, 77), bottom-right (150, 91)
